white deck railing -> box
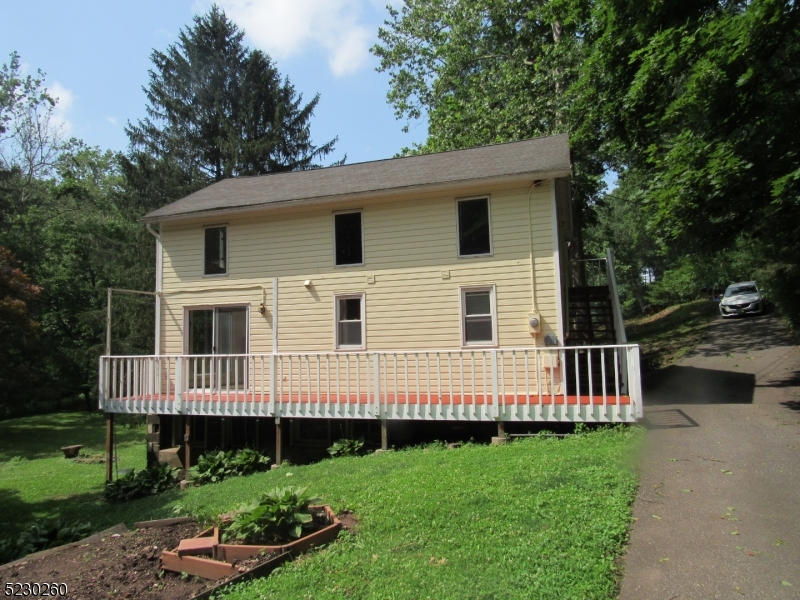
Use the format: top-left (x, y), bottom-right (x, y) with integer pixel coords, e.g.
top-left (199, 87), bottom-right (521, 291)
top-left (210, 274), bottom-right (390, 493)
top-left (98, 345), bottom-right (642, 423)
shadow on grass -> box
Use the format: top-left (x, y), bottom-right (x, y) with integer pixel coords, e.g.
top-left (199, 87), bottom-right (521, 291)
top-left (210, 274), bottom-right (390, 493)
top-left (626, 301), bottom-right (719, 370)
top-left (0, 485), bottom-right (181, 540)
top-left (0, 412), bottom-right (144, 462)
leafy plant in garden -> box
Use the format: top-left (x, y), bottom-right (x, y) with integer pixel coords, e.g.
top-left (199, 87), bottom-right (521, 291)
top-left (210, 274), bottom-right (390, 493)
top-left (104, 463), bottom-right (177, 503)
top-left (327, 437), bottom-right (364, 457)
top-left (190, 448), bottom-right (270, 485)
top-left (232, 447), bottom-right (271, 474)
top-left (0, 517), bottom-right (92, 563)
top-left (223, 486), bottom-right (321, 544)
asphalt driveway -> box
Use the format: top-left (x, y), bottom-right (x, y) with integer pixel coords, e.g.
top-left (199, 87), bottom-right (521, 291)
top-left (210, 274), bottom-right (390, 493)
top-left (619, 312), bottom-right (800, 599)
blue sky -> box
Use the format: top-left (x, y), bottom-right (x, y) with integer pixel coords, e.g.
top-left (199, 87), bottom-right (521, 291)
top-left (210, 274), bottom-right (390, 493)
top-left (1, 0), bottom-right (427, 165)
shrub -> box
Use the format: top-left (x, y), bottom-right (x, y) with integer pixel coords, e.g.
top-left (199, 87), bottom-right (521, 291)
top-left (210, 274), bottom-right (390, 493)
top-left (104, 463), bottom-right (177, 503)
top-left (327, 437), bottom-right (364, 457)
top-left (223, 486), bottom-right (321, 544)
top-left (0, 517), bottom-right (92, 563)
top-left (190, 448), bottom-right (270, 485)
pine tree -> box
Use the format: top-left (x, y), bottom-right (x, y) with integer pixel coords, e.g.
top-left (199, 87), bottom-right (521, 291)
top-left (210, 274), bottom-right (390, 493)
top-left (125, 5), bottom-right (338, 207)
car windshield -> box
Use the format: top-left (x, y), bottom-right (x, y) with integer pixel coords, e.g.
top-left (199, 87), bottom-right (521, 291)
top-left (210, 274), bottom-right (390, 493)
top-left (725, 285), bottom-right (757, 297)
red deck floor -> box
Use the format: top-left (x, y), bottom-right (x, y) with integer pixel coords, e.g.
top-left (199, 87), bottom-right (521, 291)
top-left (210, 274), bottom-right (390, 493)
top-left (113, 392), bottom-right (631, 406)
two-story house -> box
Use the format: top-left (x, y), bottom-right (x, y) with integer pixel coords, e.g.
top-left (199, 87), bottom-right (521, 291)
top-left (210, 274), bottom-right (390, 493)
top-left (98, 133), bottom-right (642, 470)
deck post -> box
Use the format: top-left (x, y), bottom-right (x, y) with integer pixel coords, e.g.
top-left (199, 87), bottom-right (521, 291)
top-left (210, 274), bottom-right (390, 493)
top-left (381, 419), bottom-right (388, 450)
top-left (497, 421), bottom-right (505, 438)
top-left (275, 418), bottom-right (283, 466)
top-left (105, 412), bottom-right (114, 482)
top-left (184, 417), bottom-right (191, 471)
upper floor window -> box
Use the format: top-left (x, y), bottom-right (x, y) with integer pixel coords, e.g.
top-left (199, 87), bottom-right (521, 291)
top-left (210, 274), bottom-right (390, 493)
top-left (204, 226), bottom-right (227, 275)
top-left (334, 211), bottom-right (363, 266)
top-left (457, 197), bottom-right (492, 257)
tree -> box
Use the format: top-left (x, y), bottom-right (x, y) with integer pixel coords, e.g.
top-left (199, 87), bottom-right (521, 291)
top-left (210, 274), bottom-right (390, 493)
top-left (0, 51), bottom-right (66, 208)
top-left (576, 0), bottom-right (800, 323)
top-left (125, 4), bottom-right (339, 207)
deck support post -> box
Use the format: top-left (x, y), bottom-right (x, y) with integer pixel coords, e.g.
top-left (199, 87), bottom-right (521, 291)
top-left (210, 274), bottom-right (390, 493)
top-left (275, 418), bottom-right (283, 466)
top-left (184, 417), bottom-right (191, 470)
top-left (497, 421), bottom-right (505, 438)
top-left (381, 419), bottom-right (388, 450)
top-left (105, 412), bottom-right (114, 481)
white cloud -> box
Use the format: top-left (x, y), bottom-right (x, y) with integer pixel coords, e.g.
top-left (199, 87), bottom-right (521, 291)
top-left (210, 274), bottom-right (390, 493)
top-left (209, 0), bottom-right (374, 77)
top-left (48, 82), bottom-right (74, 133)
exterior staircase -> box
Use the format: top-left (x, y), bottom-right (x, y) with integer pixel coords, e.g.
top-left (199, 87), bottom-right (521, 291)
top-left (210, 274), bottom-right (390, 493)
top-left (567, 285), bottom-right (616, 345)
top-left (565, 285), bottom-right (621, 395)
top-left (565, 254), bottom-right (627, 396)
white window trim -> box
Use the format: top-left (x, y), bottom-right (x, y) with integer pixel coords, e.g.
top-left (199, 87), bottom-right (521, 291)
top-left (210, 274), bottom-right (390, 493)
top-left (334, 292), bottom-right (366, 351)
top-left (459, 285), bottom-right (498, 348)
top-left (182, 303), bottom-right (250, 355)
top-left (455, 195), bottom-right (493, 258)
top-left (203, 224), bottom-right (229, 278)
top-left (332, 210), bottom-right (365, 268)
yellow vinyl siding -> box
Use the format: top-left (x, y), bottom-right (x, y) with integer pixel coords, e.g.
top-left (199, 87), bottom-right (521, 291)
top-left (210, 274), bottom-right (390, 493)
top-left (159, 180), bottom-right (560, 355)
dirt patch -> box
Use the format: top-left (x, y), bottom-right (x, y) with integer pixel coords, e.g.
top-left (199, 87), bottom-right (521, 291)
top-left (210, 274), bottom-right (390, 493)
top-left (0, 522), bottom-right (275, 600)
top-left (337, 511), bottom-right (358, 534)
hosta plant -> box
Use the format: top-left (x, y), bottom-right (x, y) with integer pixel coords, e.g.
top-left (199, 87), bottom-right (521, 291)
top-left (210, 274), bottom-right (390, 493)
top-left (327, 437), bottom-right (365, 457)
top-left (223, 486), bottom-right (321, 543)
top-left (0, 518), bottom-right (93, 563)
top-left (104, 464), bottom-right (177, 503)
top-left (191, 448), bottom-right (270, 485)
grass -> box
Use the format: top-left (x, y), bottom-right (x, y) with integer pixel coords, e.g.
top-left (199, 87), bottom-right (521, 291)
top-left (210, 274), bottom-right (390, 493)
top-left (0, 415), bottom-right (642, 598)
top-left (211, 430), bottom-right (641, 599)
top-left (0, 412), bottom-right (147, 537)
top-left (625, 300), bottom-right (719, 370)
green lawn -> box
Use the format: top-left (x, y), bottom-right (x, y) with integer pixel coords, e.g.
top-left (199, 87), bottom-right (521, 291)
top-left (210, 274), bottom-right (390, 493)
top-left (625, 300), bottom-right (719, 370)
top-left (0, 412), bottom-right (147, 537)
top-left (0, 414), bottom-right (642, 599)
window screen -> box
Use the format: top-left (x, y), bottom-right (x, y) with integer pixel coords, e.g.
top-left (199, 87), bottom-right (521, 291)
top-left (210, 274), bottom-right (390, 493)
top-left (335, 212), bottom-right (363, 265)
top-left (337, 296), bottom-right (363, 347)
top-left (457, 198), bottom-right (491, 256)
top-left (463, 290), bottom-right (494, 344)
top-left (204, 226), bottom-right (227, 275)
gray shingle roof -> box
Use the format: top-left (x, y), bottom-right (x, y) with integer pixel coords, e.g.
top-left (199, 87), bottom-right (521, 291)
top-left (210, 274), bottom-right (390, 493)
top-left (141, 133), bottom-right (570, 223)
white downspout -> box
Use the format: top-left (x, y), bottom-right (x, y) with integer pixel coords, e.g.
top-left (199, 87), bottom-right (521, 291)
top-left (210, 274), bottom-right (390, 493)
top-left (550, 182), bottom-right (565, 345)
top-left (146, 224), bottom-right (162, 356)
top-left (272, 277), bottom-right (279, 353)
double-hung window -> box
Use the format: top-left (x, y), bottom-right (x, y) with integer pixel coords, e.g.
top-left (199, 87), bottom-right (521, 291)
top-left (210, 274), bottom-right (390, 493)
top-left (457, 197), bottom-right (492, 257)
top-left (334, 211), bottom-right (363, 266)
top-left (335, 294), bottom-right (365, 349)
top-left (204, 226), bottom-right (228, 275)
top-left (460, 286), bottom-right (497, 346)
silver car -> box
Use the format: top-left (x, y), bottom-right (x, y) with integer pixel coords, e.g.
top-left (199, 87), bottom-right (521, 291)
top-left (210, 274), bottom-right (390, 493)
top-left (719, 281), bottom-right (763, 317)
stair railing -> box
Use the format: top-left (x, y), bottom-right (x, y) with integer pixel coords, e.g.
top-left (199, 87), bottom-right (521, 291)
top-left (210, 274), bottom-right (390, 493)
top-left (605, 247), bottom-right (629, 394)
top-left (604, 248), bottom-right (627, 345)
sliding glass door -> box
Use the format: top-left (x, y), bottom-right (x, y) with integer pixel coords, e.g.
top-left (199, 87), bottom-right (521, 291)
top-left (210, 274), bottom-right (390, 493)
top-left (187, 307), bottom-right (247, 390)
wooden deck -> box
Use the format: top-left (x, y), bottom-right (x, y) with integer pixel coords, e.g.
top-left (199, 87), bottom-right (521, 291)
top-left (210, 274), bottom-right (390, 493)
top-left (99, 346), bottom-right (642, 422)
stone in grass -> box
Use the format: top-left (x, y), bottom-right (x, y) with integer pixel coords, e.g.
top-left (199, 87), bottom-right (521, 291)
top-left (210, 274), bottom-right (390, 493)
top-left (60, 445), bottom-right (83, 458)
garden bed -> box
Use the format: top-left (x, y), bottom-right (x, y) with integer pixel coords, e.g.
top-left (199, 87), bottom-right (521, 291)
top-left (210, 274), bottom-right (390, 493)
top-left (160, 506), bottom-right (340, 580)
top-left (0, 521), bottom-right (211, 599)
top-left (0, 508), bottom-right (342, 600)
